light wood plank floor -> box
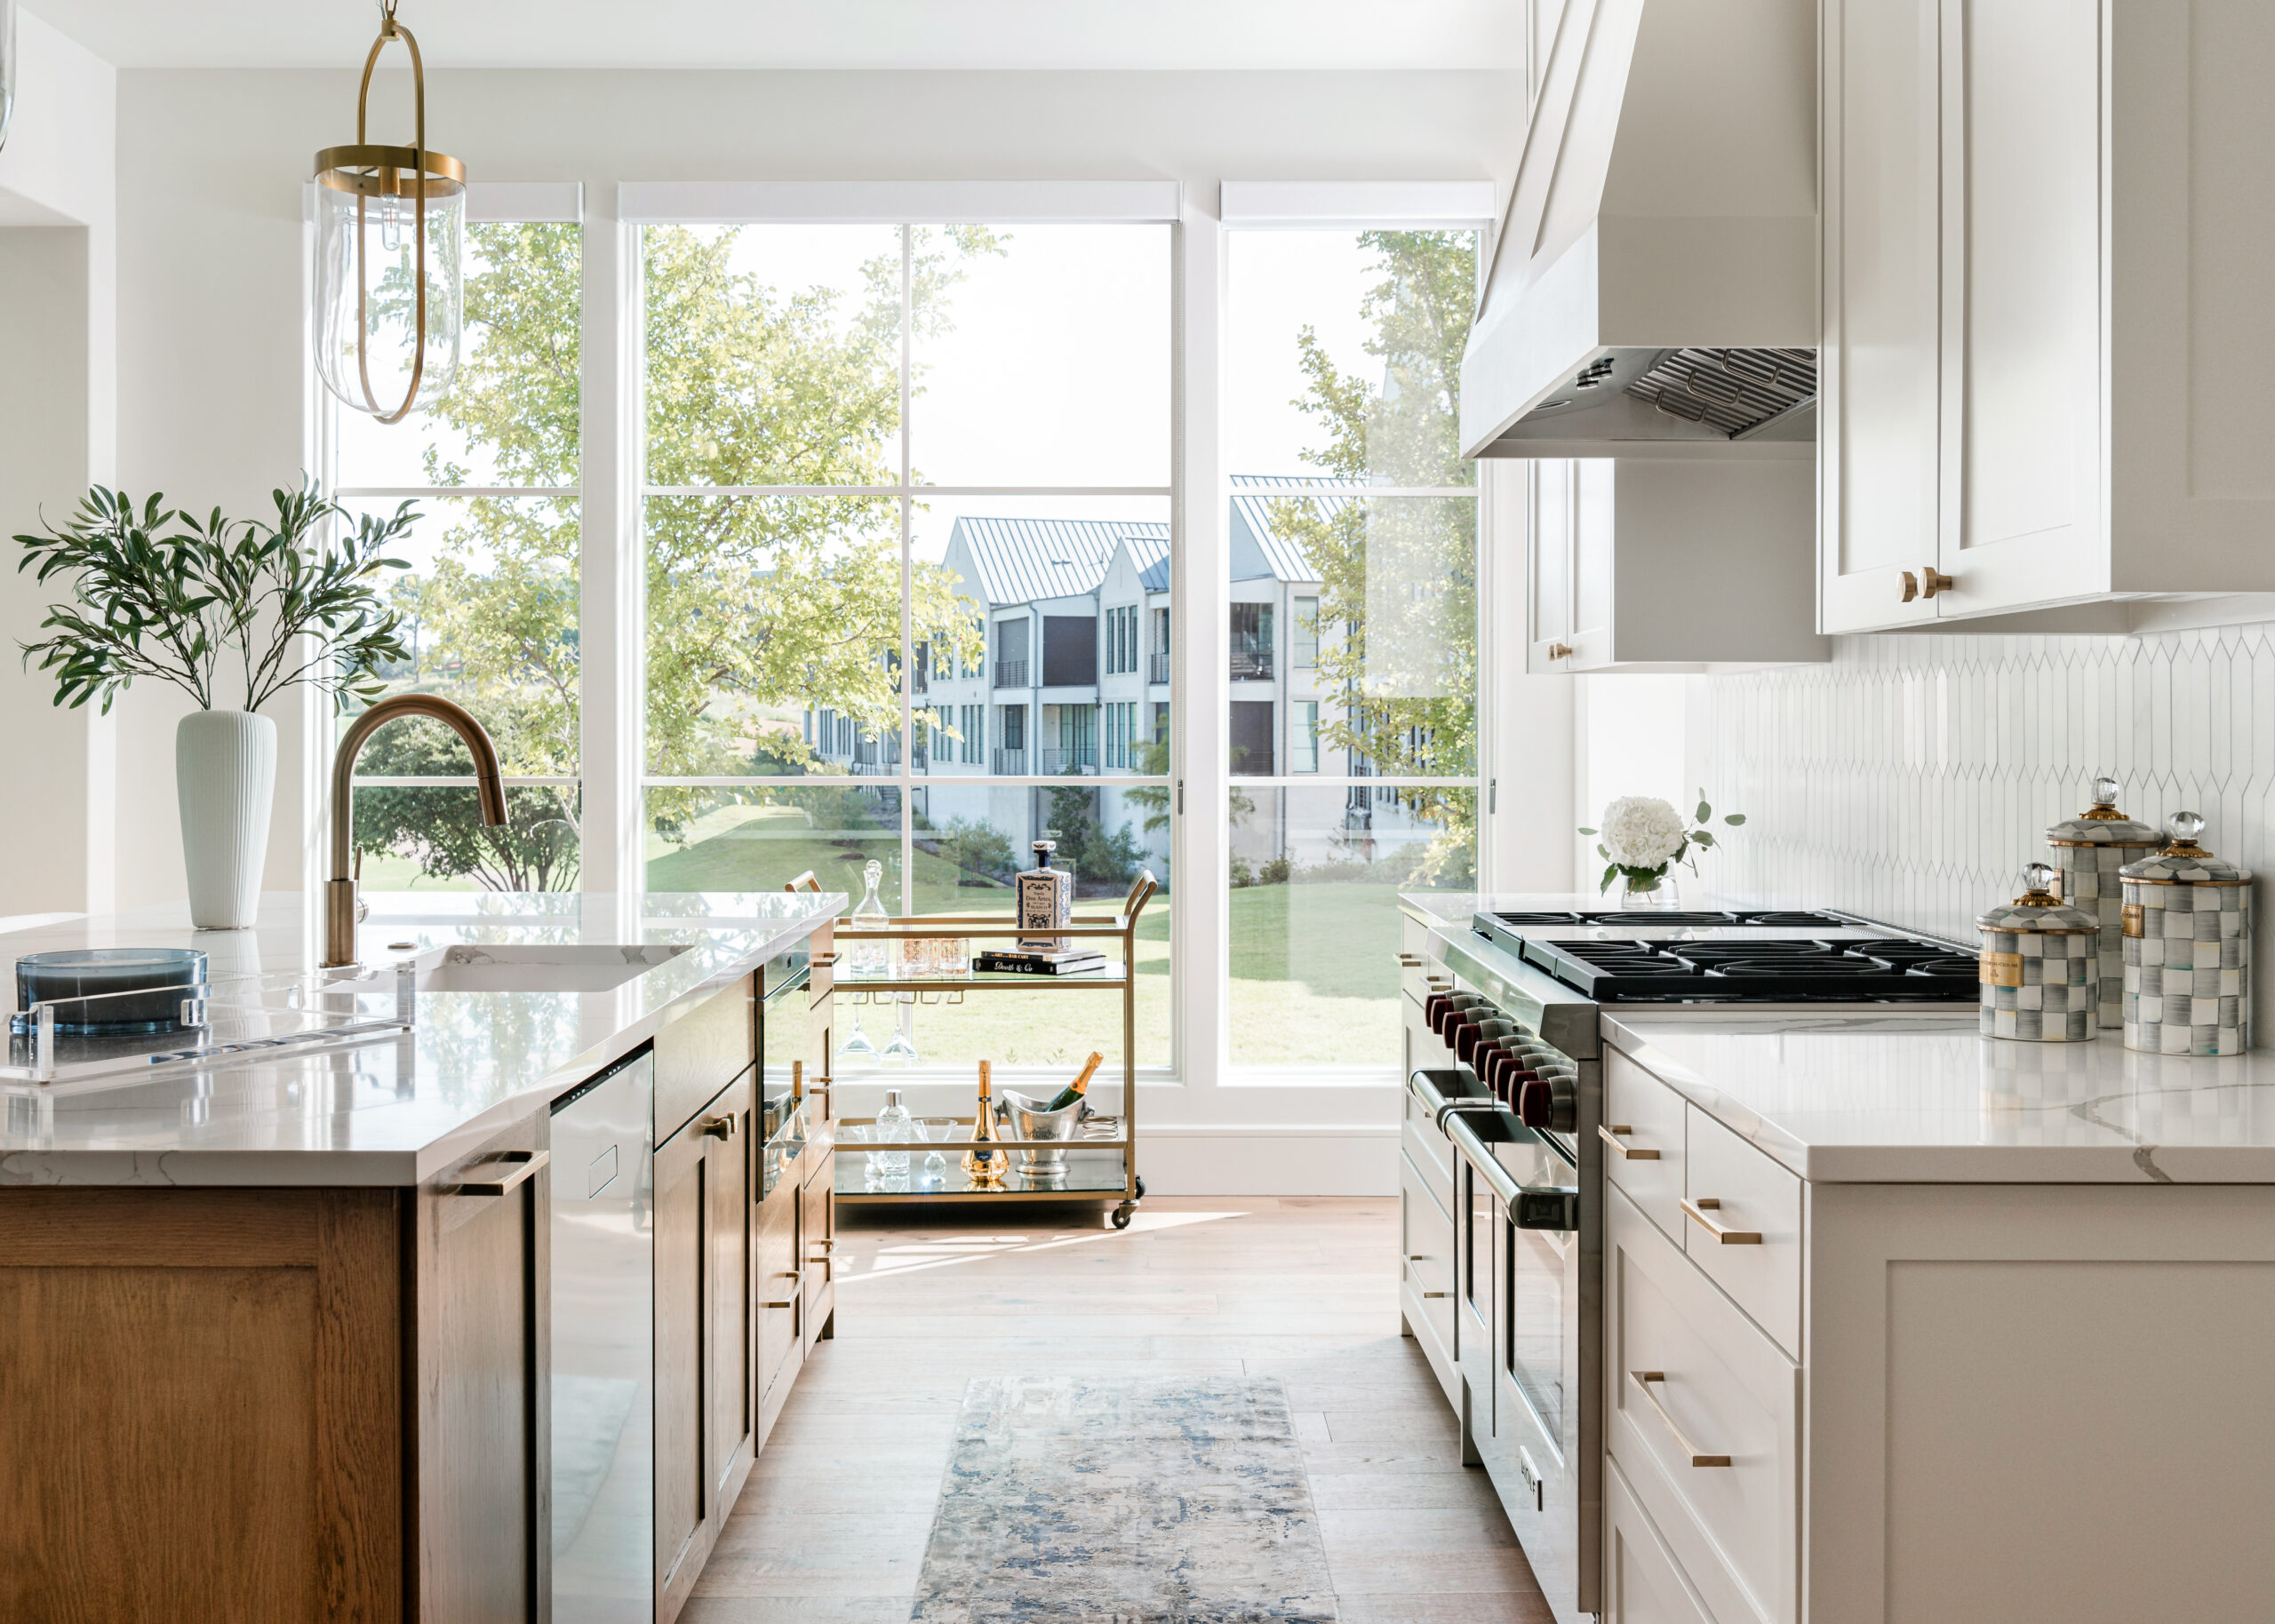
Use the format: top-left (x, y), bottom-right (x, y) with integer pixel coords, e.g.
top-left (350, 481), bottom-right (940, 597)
top-left (686, 1196), bottom-right (1552, 1624)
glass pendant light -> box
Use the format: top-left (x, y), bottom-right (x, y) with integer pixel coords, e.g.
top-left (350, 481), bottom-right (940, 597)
top-left (0, 0), bottom-right (17, 155)
top-left (310, 2), bottom-right (465, 424)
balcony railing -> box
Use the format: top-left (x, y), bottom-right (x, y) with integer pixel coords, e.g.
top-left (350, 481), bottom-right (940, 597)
top-left (1039, 749), bottom-right (1097, 776)
top-left (1229, 641), bottom-right (1273, 681)
top-left (1148, 652), bottom-right (1170, 683)
top-left (994, 658), bottom-right (1028, 689)
top-left (992, 748), bottom-right (1026, 776)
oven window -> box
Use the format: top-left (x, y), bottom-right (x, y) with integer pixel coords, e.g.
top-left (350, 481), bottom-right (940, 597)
top-left (1505, 1222), bottom-right (1567, 1439)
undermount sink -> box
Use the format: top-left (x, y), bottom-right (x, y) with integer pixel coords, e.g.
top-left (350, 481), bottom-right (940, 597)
top-left (388, 943), bottom-right (693, 993)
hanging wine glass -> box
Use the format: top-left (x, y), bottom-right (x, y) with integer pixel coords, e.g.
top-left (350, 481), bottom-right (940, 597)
top-left (879, 992), bottom-right (919, 1064)
top-left (838, 993), bottom-right (879, 1062)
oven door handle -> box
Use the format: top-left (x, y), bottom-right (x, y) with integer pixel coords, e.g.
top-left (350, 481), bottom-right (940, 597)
top-left (1409, 1067), bottom-right (1497, 1133)
top-left (1448, 1115), bottom-right (1579, 1232)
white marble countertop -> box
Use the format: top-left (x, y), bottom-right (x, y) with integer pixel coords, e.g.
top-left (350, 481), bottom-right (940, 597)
top-left (1604, 1011), bottom-right (2275, 1183)
top-left (0, 890), bottom-right (842, 1188)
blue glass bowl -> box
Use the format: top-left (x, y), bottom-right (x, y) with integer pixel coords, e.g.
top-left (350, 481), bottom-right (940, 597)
top-left (12, 948), bottom-right (210, 1036)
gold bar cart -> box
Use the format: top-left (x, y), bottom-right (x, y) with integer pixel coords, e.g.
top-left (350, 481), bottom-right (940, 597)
top-left (829, 871), bottom-right (1156, 1230)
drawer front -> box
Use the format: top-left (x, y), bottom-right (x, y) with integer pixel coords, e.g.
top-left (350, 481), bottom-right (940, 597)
top-left (656, 974), bottom-right (757, 1142)
top-left (1682, 1107), bottom-right (1803, 1357)
top-left (1605, 1455), bottom-right (1718, 1624)
top-left (1401, 956), bottom-right (1453, 1007)
top-left (1398, 1148), bottom-right (1458, 1405)
top-left (1604, 1048), bottom-right (1688, 1241)
top-left (807, 924), bottom-right (834, 1006)
top-left (1608, 1185), bottom-right (1797, 1624)
top-left (1401, 1074), bottom-right (1454, 1217)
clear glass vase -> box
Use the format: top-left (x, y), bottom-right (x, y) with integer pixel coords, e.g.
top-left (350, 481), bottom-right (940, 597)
top-left (1618, 871), bottom-right (1680, 910)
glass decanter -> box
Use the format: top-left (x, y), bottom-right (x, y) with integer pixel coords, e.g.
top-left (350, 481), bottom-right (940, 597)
top-left (873, 1087), bottom-right (913, 1175)
top-left (848, 859), bottom-right (890, 978)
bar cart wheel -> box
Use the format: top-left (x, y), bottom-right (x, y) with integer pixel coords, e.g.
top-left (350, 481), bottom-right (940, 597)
top-left (1111, 1201), bottom-right (1136, 1230)
top-left (1134, 1175), bottom-right (1146, 1199)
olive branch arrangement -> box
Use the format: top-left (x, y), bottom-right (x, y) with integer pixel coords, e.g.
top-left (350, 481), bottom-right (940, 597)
top-left (13, 482), bottom-right (417, 713)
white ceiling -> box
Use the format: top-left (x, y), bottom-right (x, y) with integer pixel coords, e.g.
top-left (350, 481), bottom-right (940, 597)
top-left (34, 0), bottom-right (1526, 71)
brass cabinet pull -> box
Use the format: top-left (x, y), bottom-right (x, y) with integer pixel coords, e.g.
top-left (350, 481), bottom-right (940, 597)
top-left (457, 1149), bottom-right (547, 1197)
top-left (1920, 565), bottom-right (1955, 598)
top-left (762, 1299), bottom-right (797, 1310)
top-left (812, 1238), bottom-right (837, 1252)
top-left (1396, 952), bottom-right (1422, 967)
top-left (1547, 641), bottom-right (1573, 660)
top-left (810, 951), bottom-right (840, 967)
top-left (699, 1114), bottom-right (737, 1141)
top-left (1629, 1371), bottom-right (1731, 1468)
top-left (1680, 1196), bottom-right (1761, 1245)
top-left (1421, 1290), bottom-right (1449, 1299)
top-left (1598, 1124), bottom-right (1659, 1161)
top-left (1407, 1254), bottom-right (1429, 1262)
top-left (1900, 569), bottom-right (1919, 602)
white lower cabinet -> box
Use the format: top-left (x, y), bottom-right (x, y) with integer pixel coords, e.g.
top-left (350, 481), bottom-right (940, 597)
top-left (1608, 1184), bottom-right (1798, 1624)
top-left (1605, 1456), bottom-right (1720, 1624)
top-left (1398, 1146), bottom-right (1458, 1408)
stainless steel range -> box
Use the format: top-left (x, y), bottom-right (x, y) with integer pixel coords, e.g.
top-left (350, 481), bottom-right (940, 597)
top-left (1397, 904), bottom-right (1976, 1624)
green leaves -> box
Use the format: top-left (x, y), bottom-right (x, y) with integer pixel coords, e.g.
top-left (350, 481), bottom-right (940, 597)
top-left (14, 479), bottom-right (409, 715)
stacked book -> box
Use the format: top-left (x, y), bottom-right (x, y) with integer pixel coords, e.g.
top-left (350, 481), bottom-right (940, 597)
top-left (974, 946), bottom-right (1110, 976)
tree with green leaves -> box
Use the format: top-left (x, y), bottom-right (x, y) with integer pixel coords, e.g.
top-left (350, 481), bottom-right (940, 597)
top-left (354, 222), bottom-right (994, 885)
top-left (1257, 230), bottom-right (1479, 881)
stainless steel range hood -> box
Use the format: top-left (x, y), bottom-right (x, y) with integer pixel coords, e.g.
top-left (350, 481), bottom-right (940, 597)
top-left (1460, 0), bottom-right (1818, 459)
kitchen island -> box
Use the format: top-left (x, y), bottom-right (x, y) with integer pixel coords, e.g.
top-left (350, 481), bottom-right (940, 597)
top-left (0, 889), bottom-right (842, 1624)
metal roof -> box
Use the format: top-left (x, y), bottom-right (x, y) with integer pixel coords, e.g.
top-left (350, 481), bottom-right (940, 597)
top-left (1228, 473), bottom-right (1358, 583)
top-left (945, 516), bottom-right (1170, 607)
top-left (1125, 532), bottom-right (1171, 594)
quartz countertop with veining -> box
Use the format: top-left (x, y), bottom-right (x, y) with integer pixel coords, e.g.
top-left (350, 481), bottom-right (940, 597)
top-left (1603, 1011), bottom-right (2275, 1183)
top-left (0, 890), bottom-right (841, 1188)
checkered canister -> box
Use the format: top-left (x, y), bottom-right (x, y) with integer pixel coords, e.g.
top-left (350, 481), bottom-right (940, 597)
top-left (2120, 812), bottom-right (2252, 1055)
top-left (2046, 777), bottom-right (2160, 1029)
top-left (1977, 864), bottom-right (2101, 1043)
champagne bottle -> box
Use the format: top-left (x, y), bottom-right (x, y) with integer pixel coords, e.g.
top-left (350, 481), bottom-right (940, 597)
top-left (962, 1061), bottom-right (1004, 1182)
top-left (1044, 1052), bottom-right (1104, 1113)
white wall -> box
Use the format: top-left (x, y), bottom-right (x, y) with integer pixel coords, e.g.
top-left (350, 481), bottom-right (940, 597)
top-left (0, 10), bottom-right (115, 917)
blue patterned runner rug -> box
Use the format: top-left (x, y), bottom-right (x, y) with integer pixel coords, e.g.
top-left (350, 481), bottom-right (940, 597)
top-left (910, 1374), bottom-right (1340, 1623)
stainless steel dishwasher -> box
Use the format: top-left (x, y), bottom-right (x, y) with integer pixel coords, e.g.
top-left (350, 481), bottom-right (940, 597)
top-left (550, 1047), bottom-right (656, 1624)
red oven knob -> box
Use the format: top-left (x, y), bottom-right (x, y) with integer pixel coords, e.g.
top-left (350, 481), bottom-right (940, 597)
top-left (1517, 1077), bottom-right (1575, 1134)
top-left (1432, 994), bottom-right (1479, 1039)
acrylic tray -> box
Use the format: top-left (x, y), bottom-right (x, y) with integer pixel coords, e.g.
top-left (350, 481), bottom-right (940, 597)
top-left (0, 961), bottom-right (417, 1090)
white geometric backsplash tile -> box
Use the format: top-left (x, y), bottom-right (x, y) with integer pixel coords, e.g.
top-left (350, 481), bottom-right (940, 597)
top-left (1683, 625), bottom-right (2275, 1016)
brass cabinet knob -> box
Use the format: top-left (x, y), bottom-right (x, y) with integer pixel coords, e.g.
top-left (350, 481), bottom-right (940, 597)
top-left (1900, 570), bottom-right (1919, 602)
top-left (1920, 566), bottom-right (1955, 598)
top-left (1546, 641), bottom-right (1573, 660)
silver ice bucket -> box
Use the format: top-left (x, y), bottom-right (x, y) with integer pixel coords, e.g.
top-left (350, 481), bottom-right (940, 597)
top-left (995, 1088), bottom-right (1090, 1179)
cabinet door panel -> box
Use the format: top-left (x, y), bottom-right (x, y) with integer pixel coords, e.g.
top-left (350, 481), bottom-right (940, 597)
top-left (1529, 458), bottom-right (1574, 669)
top-left (704, 1077), bottom-right (753, 1501)
top-left (1821, 0), bottom-right (1944, 633)
top-left (653, 1124), bottom-right (706, 1596)
top-left (755, 1166), bottom-right (800, 1418)
top-left (802, 1166), bottom-right (836, 1354)
top-left (1568, 459), bottom-right (1616, 666)
top-left (1944, 0), bottom-right (2104, 609)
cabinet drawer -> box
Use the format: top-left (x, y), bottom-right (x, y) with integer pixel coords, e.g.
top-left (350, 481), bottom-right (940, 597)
top-left (1398, 1148), bottom-right (1457, 1406)
top-left (1608, 1185), bottom-right (1797, 1624)
top-left (1401, 1074), bottom-right (1454, 1217)
top-left (656, 974), bottom-right (756, 1142)
top-left (1604, 1048), bottom-right (1687, 1242)
top-left (1605, 1454), bottom-right (1718, 1624)
top-left (1682, 1107), bottom-right (1803, 1358)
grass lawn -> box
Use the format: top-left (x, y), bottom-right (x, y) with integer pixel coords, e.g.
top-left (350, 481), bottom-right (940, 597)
top-left (370, 800), bottom-right (1426, 1073)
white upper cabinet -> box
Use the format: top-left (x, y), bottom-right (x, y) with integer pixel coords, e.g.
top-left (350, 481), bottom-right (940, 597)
top-left (1823, 0), bottom-right (2275, 633)
top-left (1526, 454), bottom-right (1825, 673)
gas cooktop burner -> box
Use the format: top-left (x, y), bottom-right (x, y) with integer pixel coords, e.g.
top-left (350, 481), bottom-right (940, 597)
top-left (1470, 912), bottom-right (1978, 1003)
top-left (1479, 908), bottom-right (1853, 930)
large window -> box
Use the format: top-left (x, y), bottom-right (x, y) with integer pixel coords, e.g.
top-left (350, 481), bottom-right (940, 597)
top-left (334, 219), bottom-right (583, 892)
top-left (1224, 227), bottom-right (1481, 1070)
top-left (638, 219), bottom-right (1173, 1071)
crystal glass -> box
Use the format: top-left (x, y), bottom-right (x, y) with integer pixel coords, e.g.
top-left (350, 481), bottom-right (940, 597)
top-left (873, 1088), bottom-right (913, 1175)
top-left (919, 1118), bottom-right (954, 1180)
top-left (837, 998), bottom-right (879, 1062)
top-left (312, 155), bottom-right (465, 420)
top-left (879, 996), bottom-right (920, 1064)
top-left (839, 1122), bottom-right (874, 1174)
top-left (848, 859), bottom-right (891, 977)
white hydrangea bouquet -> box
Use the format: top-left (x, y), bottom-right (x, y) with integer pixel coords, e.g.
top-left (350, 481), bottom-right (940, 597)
top-left (1579, 791), bottom-right (1746, 905)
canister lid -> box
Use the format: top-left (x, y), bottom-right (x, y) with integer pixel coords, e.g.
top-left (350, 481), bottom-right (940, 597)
top-left (2046, 776), bottom-right (2159, 846)
top-left (2119, 811), bottom-right (2253, 885)
top-left (1977, 863), bottom-right (2101, 933)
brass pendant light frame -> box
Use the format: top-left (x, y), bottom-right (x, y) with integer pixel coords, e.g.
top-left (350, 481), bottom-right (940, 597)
top-left (312, 1), bottom-right (466, 425)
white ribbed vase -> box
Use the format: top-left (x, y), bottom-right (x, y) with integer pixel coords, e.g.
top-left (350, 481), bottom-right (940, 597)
top-left (176, 710), bottom-right (275, 930)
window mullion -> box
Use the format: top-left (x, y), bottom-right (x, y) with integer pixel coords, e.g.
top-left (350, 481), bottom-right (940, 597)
top-left (898, 225), bottom-right (916, 919)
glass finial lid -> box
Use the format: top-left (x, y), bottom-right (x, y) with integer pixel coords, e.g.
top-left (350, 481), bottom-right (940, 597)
top-left (1979, 864), bottom-right (2097, 933)
top-left (2119, 809), bottom-right (2252, 885)
top-left (2048, 775), bottom-right (2158, 845)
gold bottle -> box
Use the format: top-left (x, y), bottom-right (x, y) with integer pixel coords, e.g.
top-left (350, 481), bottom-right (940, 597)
top-left (962, 1060), bottom-right (1005, 1183)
